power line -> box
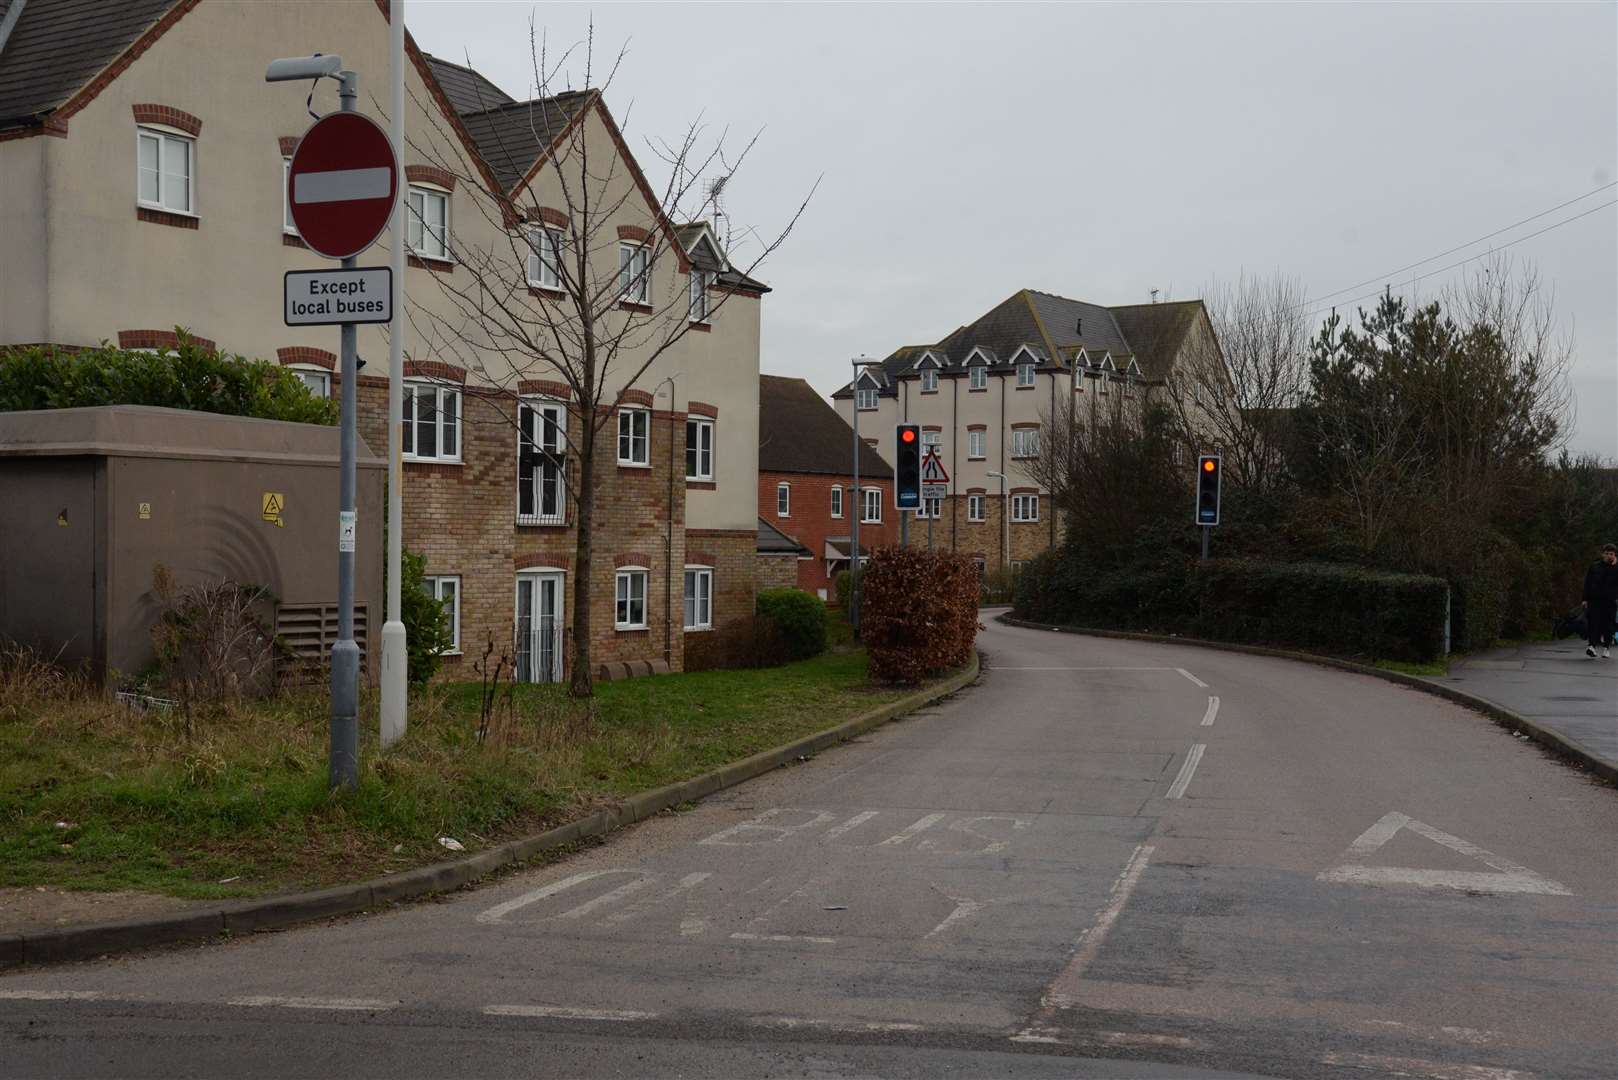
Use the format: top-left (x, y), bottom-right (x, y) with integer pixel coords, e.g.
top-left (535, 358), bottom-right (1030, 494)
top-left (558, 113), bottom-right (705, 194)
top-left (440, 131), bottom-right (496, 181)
top-left (1303, 198), bottom-right (1616, 321)
top-left (1307, 180), bottom-right (1616, 308)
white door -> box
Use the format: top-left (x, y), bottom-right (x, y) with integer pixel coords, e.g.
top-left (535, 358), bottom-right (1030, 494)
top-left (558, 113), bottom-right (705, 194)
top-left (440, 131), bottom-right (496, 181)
top-left (515, 572), bottom-right (565, 683)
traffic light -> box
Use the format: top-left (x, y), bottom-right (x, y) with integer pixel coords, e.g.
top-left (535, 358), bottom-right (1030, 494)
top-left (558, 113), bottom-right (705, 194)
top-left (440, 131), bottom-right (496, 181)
top-left (894, 424), bottom-right (921, 509)
top-left (1195, 454), bottom-right (1221, 526)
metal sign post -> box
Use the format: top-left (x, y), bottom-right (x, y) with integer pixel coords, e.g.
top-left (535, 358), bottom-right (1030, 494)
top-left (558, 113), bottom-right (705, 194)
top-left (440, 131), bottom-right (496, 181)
top-left (272, 56), bottom-right (400, 791)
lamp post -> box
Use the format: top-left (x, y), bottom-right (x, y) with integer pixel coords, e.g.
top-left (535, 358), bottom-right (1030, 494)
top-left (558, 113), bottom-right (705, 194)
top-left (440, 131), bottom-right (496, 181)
top-left (987, 470), bottom-right (1009, 580)
top-left (849, 356), bottom-right (880, 637)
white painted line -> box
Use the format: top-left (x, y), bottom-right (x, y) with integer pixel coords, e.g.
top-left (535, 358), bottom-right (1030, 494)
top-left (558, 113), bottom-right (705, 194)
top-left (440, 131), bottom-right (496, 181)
top-left (752, 1016), bottom-right (923, 1034)
top-left (551, 875), bottom-right (652, 921)
top-left (1010, 1030), bottom-right (1065, 1044)
top-left (1201, 696), bottom-right (1220, 726)
top-left (484, 1004), bottom-right (657, 1022)
top-left (878, 812), bottom-right (947, 846)
top-left (1165, 744), bottom-right (1206, 800)
top-left (477, 868), bottom-right (625, 923)
top-left (1320, 1051), bottom-right (1532, 1079)
top-left (924, 894), bottom-right (984, 939)
top-left (1358, 1020), bottom-right (1497, 1045)
top-left (1317, 811), bottom-right (1572, 896)
top-left (1177, 668), bottom-right (1208, 688)
top-left (601, 871), bottom-right (711, 927)
top-left (0, 990), bottom-right (105, 1001)
top-left (293, 166), bottom-right (392, 204)
top-left (822, 810), bottom-right (880, 841)
top-left (228, 996), bottom-right (398, 1011)
top-left (1043, 843), bottom-right (1155, 1005)
top-left (1098, 1030), bottom-right (1205, 1050)
top-left (730, 932), bottom-right (837, 945)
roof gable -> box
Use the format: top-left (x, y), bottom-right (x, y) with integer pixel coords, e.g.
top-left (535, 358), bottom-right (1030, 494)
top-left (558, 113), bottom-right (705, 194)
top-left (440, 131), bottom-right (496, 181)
top-left (760, 375), bottom-right (893, 478)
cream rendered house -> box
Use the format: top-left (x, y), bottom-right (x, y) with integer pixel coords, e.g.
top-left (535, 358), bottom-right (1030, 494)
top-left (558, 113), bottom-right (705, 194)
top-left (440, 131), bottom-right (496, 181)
top-left (0, 0), bottom-right (768, 680)
top-left (834, 289), bottom-right (1218, 572)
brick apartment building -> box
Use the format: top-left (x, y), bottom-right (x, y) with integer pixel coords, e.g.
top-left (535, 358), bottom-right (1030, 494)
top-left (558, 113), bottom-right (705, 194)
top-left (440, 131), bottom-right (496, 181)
top-left (758, 375), bottom-right (895, 600)
top-left (834, 290), bottom-right (1218, 571)
top-left (0, 0), bottom-right (769, 681)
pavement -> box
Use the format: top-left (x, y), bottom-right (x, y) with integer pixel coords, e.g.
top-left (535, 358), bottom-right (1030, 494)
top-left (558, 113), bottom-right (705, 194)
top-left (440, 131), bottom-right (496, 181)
top-left (1426, 638), bottom-right (1618, 769)
top-left (2, 615), bottom-right (1614, 1079)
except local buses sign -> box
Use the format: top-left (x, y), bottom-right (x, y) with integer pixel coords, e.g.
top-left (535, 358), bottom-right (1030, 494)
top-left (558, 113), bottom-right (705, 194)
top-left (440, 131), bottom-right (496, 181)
top-left (284, 268), bottom-right (392, 325)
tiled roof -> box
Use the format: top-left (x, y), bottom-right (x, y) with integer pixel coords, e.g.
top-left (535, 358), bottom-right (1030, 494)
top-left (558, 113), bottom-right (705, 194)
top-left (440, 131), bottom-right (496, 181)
top-left (422, 52), bottom-right (515, 114)
top-left (459, 91), bottom-right (593, 193)
top-left (0, 0), bottom-right (180, 131)
top-left (1107, 300), bottom-right (1207, 381)
top-left (760, 374), bottom-right (892, 478)
top-left (757, 516), bottom-right (810, 556)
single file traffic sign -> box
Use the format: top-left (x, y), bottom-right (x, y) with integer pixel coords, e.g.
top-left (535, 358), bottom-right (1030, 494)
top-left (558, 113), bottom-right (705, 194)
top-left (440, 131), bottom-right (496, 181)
top-left (287, 111), bottom-right (399, 260)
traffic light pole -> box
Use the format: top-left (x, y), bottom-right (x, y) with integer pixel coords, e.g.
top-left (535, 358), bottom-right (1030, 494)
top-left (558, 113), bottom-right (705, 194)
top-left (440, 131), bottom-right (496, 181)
top-left (900, 510), bottom-right (908, 547)
top-left (1201, 524), bottom-right (1210, 561)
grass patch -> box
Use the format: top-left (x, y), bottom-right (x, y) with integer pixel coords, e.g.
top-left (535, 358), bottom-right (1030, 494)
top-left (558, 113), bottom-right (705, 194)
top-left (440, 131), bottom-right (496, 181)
top-left (1, 648), bottom-right (930, 900)
top-left (1374, 657), bottom-right (1451, 677)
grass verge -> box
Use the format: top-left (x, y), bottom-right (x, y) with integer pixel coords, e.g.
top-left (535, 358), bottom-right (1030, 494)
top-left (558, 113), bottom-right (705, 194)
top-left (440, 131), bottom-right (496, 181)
top-left (1, 649), bottom-right (924, 900)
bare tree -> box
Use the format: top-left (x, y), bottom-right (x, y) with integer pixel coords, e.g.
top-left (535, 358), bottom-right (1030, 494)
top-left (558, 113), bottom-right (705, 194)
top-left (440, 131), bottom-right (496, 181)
top-left (400, 22), bottom-right (814, 696)
top-left (1162, 272), bottom-right (1313, 496)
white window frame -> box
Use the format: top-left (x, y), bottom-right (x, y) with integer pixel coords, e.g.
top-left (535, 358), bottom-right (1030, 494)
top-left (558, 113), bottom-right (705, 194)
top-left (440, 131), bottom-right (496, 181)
top-left (1016, 362), bottom-right (1036, 387)
top-left (920, 368), bottom-right (938, 393)
top-left (1012, 493), bottom-right (1040, 523)
top-left (855, 386), bottom-right (879, 411)
top-left (617, 407), bottom-right (650, 467)
top-left (685, 417), bottom-right (714, 481)
top-left (518, 397), bottom-right (567, 525)
top-left (968, 430), bottom-right (986, 459)
top-left (776, 482), bottom-right (791, 518)
top-left (968, 494), bottom-right (985, 522)
top-left (407, 185), bottom-right (450, 261)
top-left (683, 566), bottom-right (713, 631)
top-left (137, 126), bottom-right (194, 215)
top-left (922, 431), bottom-right (943, 453)
top-left (917, 496), bottom-right (943, 519)
top-left (619, 242), bottom-right (650, 304)
top-left (861, 487), bottom-right (883, 523)
top-left (689, 269), bottom-right (713, 323)
top-left (401, 381), bottom-right (461, 462)
top-left (1012, 428), bottom-right (1040, 459)
top-left (830, 485), bottom-right (843, 518)
top-left (526, 225), bottom-right (564, 291)
top-left (282, 157), bottom-right (296, 234)
top-left (615, 568), bottom-right (649, 630)
top-left (424, 575), bottom-right (461, 653)
top-left (290, 368), bottom-right (329, 398)
top-left (968, 365), bottom-right (987, 390)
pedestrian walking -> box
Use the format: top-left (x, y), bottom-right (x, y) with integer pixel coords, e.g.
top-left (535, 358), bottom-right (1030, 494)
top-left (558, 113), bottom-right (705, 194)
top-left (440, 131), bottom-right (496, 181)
top-left (1582, 542), bottom-right (1618, 659)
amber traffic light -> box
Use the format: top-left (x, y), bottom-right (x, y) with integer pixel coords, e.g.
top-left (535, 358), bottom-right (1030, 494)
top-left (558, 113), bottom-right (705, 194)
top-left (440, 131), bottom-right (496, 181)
top-left (1195, 454), bottom-right (1221, 526)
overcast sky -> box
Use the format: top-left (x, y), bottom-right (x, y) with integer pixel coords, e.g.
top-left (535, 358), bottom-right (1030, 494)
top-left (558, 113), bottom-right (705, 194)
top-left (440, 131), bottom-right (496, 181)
top-left (407, 1), bottom-right (1617, 459)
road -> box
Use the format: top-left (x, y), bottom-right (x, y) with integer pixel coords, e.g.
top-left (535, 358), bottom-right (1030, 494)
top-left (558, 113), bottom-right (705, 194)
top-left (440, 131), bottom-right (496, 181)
top-left (3, 617), bottom-right (1615, 1079)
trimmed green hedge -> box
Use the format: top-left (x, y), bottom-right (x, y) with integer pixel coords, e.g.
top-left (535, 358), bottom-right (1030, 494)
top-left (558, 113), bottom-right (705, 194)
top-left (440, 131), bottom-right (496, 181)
top-left (0, 337), bottom-right (337, 425)
top-left (755, 588), bottom-right (827, 661)
top-left (1015, 554), bottom-right (1448, 662)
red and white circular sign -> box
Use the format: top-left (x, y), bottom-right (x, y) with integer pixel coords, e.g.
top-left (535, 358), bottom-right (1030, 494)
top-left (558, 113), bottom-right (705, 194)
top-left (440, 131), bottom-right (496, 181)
top-left (287, 111), bottom-right (399, 260)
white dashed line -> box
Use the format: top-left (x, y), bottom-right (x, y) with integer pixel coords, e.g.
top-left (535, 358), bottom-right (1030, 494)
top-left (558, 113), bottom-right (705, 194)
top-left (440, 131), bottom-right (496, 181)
top-left (1165, 744), bottom-right (1206, 800)
top-left (729, 932), bottom-right (837, 944)
top-left (1320, 1052), bottom-right (1532, 1079)
top-left (1177, 668), bottom-right (1208, 688)
top-left (228, 996), bottom-right (398, 1011)
top-left (752, 1016), bottom-right (924, 1033)
top-left (0, 990), bottom-right (107, 1001)
top-left (1201, 696), bottom-right (1220, 726)
top-left (484, 1004), bottom-right (657, 1022)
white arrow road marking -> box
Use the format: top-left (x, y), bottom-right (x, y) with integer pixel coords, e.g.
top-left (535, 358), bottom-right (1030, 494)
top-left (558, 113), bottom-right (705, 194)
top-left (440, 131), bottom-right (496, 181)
top-left (1165, 744), bottom-right (1206, 800)
top-left (1201, 696), bottom-right (1220, 726)
top-left (293, 167), bottom-right (392, 204)
top-left (1177, 668), bottom-right (1208, 688)
top-left (1317, 811), bottom-right (1572, 895)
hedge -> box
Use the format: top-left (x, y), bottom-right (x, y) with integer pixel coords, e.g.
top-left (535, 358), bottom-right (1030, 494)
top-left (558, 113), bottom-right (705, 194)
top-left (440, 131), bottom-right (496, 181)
top-left (858, 548), bottom-right (979, 684)
top-left (755, 589), bottom-right (827, 662)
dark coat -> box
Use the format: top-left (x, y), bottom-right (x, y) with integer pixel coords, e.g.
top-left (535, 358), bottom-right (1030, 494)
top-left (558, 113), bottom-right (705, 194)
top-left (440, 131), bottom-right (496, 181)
top-left (1584, 559), bottom-right (1618, 607)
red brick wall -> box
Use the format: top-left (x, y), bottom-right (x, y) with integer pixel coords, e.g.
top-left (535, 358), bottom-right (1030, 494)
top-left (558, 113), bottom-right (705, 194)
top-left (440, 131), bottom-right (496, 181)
top-left (758, 470), bottom-right (898, 599)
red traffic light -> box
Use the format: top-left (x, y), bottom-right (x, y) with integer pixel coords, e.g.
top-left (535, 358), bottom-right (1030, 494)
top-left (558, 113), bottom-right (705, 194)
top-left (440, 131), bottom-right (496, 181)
top-left (1203, 459), bottom-right (1216, 472)
top-left (901, 428), bottom-right (917, 443)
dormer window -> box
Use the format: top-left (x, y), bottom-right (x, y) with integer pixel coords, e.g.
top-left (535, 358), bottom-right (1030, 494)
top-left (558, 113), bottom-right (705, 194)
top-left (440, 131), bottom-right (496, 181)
top-left (969, 365), bottom-right (987, 390)
top-left (1016, 363), bottom-right (1036, 387)
top-left (920, 369), bottom-right (938, 393)
top-left (856, 386), bottom-right (879, 410)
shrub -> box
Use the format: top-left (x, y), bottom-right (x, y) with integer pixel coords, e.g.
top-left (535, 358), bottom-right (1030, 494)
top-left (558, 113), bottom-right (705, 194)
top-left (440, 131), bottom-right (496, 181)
top-left (755, 588), bottom-right (827, 661)
top-left (0, 336), bottom-right (337, 424)
top-left (684, 614), bottom-right (790, 671)
top-left (1014, 547), bottom-right (1190, 632)
top-left (149, 565), bottom-right (279, 707)
top-left (399, 550), bottom-right (454, 685)
top-left (833, 570), bottom-right (853, 612)
top-left (1190, 559), bottom-right (1448, 662)
top-left (859, 548), bottom-right (980, 684)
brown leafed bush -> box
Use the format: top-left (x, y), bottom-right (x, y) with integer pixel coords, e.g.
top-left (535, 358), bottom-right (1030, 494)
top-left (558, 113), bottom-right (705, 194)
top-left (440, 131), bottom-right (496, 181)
top-left (683, 614), bottom-right (791, 672)
top-left (149, 565), bottom-right (279, 706)
top-left (859, 548), bottom-right (980, 684)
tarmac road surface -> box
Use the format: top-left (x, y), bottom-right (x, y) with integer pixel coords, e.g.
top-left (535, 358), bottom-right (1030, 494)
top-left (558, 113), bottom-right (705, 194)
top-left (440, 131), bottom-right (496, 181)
top-left (3, 616), bottom-right (1614, 1079)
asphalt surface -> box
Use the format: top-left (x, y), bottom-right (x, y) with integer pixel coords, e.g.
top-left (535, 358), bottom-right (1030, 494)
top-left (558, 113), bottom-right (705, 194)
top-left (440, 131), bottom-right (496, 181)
top-left (3, 616), bottom-right (1615, 1079)
top-left (1426, 638), bottom-right (1618, 767)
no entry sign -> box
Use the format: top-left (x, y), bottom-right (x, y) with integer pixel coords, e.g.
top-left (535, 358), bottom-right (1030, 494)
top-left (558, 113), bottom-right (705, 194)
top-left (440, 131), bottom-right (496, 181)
top-left (288, 111), bottom-right (399, 260)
